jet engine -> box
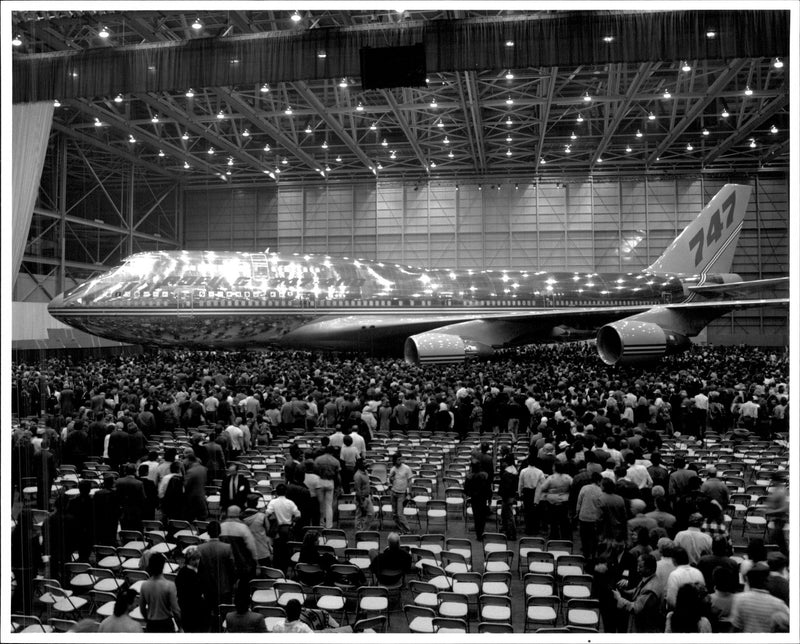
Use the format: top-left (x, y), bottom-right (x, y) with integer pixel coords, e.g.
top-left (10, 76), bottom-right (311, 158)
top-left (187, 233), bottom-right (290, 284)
top-left (404, 332), bottom-right (494, 364)
top-left (596, 319), bottom-right (690, 366)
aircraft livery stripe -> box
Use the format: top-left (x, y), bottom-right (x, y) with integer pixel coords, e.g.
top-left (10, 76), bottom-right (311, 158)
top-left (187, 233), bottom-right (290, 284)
top-left (685, 221), bottom-right (743, 304)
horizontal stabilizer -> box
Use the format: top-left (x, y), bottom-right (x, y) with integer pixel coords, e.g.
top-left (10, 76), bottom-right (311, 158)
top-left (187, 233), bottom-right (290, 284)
top-left (688, 276), bottom-right (790, 298)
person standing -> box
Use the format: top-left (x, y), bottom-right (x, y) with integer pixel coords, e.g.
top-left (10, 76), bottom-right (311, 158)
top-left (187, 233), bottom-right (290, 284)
top-left (115, 463), bottom-right (147, 533)
top-left (265, 483), bottom-right (301, 572)
top-left (729, 563), bottom-right (791, 632)
top-left (537, 461), bottom-right (573, 540)
top-left (314, 445), bottom-right (341, 528)
top-left (197, 521), bottom-right (236, 631)
top-left (221, 463), bottom-right (251, 511)
top-left (612, 553), bottom-right (665, 633)
top-left (182, 450), bottom-right (208, 522)
top-left (575, 471), bottom-right (604, 561)
top-left (175, 546), bottom-right (208, 633)
top-left (498, 453), bottom-right (519, 540)
top-left (464, 460), bottom-right (492, 540)
top-left (518, 456), bottom-right (545, 535)
top-left (140, 552), bottom-right (182, 633)
top-left (97, 589), bottom-right (143, 633)
top-left (387, 452), bottom-right (413, 534)
top-left (353, 459), bottom-right (375, 531)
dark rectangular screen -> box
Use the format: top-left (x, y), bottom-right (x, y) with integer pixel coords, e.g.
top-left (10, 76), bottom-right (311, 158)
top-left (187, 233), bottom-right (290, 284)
top-left (360, 43), bottom-right (427, 90)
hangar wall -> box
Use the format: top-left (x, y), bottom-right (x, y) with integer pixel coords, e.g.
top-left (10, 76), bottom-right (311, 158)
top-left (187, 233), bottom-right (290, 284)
top-left (182, 174), bottom-right (789, 346)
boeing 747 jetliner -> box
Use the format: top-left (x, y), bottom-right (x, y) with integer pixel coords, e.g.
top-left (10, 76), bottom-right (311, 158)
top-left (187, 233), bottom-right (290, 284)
top-left (49, 184), bottom-right (787, 364)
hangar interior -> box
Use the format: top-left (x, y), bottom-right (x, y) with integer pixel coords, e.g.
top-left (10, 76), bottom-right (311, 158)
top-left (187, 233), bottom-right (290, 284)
top-left (10, 8), bottom-right (790, 350)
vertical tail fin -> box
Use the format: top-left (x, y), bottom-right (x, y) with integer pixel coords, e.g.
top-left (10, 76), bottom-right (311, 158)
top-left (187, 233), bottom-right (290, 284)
top-left (646, 184), bottom-right (752, 275)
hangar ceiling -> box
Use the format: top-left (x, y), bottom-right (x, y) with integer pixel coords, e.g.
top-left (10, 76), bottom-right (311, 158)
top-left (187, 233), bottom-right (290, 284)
top-left (12, 9), bottom-right (790, 186)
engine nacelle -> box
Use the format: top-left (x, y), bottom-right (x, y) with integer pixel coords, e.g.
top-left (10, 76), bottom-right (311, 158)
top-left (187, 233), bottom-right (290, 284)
top-left (596, 320), bottom-right (690, 366)
top-left (404, 332), bottom-right (494, 364)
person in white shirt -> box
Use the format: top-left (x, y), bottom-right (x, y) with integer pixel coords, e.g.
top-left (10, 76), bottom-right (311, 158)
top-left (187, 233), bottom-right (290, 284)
top-left (518, 456), bottom-right (545, 535)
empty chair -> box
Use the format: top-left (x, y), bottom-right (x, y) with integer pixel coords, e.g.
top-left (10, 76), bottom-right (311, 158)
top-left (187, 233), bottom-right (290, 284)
top-left (524, 573), bottom-right (556, 599)
top-left (329, 563), bottom-right (364, 596)
top-left (337, 494), bottom-right (357, 524)
top-left (409, 580), bottom-right (439, 610)
top-left (404, 605), bottom-right (436, 633)
top-left (411, 546), bottom-right (441, 573)
top-left (556, 554), bottom-right (586, 578)
top-left (482, 532), bottom-right (508, 555)
top-left (274, 580), bottom-right (306, 607)
top-left (344, 547), bottom-right (372, 572)
top-left (517, 537), bottom-right (546, 577)
top-left (118, 530), bottom-right (147, 552)
top-left (425, 500), bottom-right (448, 531)
top-left (249, 579), bottom-right (278, 605)
top-left (478, 594), bottom-right (513, 625)
top-left (313, 585), bottom-right (348, 625)
top-left (93, 545), bottom-right (124, 571)
top-left (452, 572), bottom-right (481, 609)
top-left (354, 530), bottom-right (380, 552)
top-left (546, 539), bottom-right (573, 559)
top-left (89, 590), bottom-right (117, 619)
top-left (565, 598), bottom-right (601, 630)
top-left (433, 616), bottom-right (468, 633)
top-left (441, 550), bottom-right (471, 575)
top-left (561, 574), bottom-right (593, 603)
top-left (43, 584), bottom-right (88, 619)
top-left (88, 567), bottom-right (123, 593)
top-left (420, 533), bottom-right (445, 556)
top-left (445, 537), bottom-right (473, 568)
top-left (421, 563), bottom-right (452, 591)
top-left (742, 506), bottom-right (768, 538)
top-left (481, 571), bottom-right (512, 596)
top-left (11, 614), bottom-right (53, 633)
top-left (524, 595), bottom-right (560, 631)
top-left (436, 591), bottom-right (469, 620)
top-left (527, 551), bottom-right (556, 576)
top-left (355, 586), bottom-right (390, 625)
top-left (478, 621), bottom-right (514, 633)
top-left (123, 569), bottom-right (149, 594)
top-left (484, 549), bottom-right (514, 573)
top-left (353, 615), bottom-right (387, 633)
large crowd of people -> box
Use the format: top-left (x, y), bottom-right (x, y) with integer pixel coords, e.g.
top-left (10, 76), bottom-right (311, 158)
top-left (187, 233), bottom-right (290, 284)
top-left (9, 342), bottom-right (790, 633)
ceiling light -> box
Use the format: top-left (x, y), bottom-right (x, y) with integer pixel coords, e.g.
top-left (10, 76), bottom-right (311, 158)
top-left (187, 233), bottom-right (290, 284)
top-left (773, 57), bottom-right (783, 69)
top-left (227, 157), bottom-right (234, 166)
top-left (576, 113), bottom-right (584, 123)
top-left (515, 184), bottom-right (519, 190)
top-left (275, 167), bottom-right (281, 174)
top-left (430, 99), bottom-right (438, 108)
top-left (226, 170), bottom-right (231, 176)
top-left (317, 51), bottom-right (327, 59)
top-left (625, 145), bottom-right (632, 153)
top-left (335, 155), bottom-right (342, 162)
top-left (540, 158), bottom-right (547, 164)
top-left (325, 164), bottom-right (331, 172)
top-left (506, 96), bottom-right (514, 105)
top-left (216, 110), bottom-right (225, 119)
top-left (263, 143), bottom-right (271, 152)
top-left (686, 143), bottom-right (693, 151)
top-left (291, 11), bottom-right (302, 22)
top-left (443, 136), bottom-right (450, 144)
top-left (158, 150), bottom-right (165, 157)
top-left (506, 149), bottom-right (512, 157)
top-left (370, 122), bottom-right (377, 131)
top-left (128, 135), bottom-right (136, 143)
top-left (570, 131), bottom-right (577, 140)
top-left (597, 157), bottom-right (603, 163)
top-left (181, 132), bottom-right (189, 141)
top-left (321, 140), bottom-right (328, 149)
top-left (505, 70), bottom-right (514, 80)
top-left (770, 124), bottom-right (778, 134)
top-left (151, 115), bottom-right (159, 123)
top-left (506, 135), bottom-right (512, 142)
top-left (281, 157), bottom-right (288, 165)
top-left (93, 117), bottom-right (102, 127)
top-left (583, 91), bottom-right (592, 102)
top-left (648, 112), bottom-right (656, 120)
top-left (285, 106), bottom-right (293, 115)
top-left (381, 138), bottom-right (388, 147)
top-left (721, 107), bottom-right (729, 118)
top-left (377, 163), bottom-right (383, 170)
top-left (184, 161), bottom-right (190, 169)
top-left (437, 119), bottom-right (445, 128)
top-left (304, 123), bottom-right (312, 134)
top-left (98, 26), bottom-right (110, 39)
top-left (261, 83), bottom-right (270, 93)
top-left (447, 151), bottom-right (454, 158)
top-left (12, 34), bottom-right (22, 46)
top-left (663, 89), bottom-right (671, 99)
top-left (478, 185), bottom-right (482, 190)
top-left (242, 128), bottom-right (250, 137)
top-left (706, 28), bottom-right (716, 38)
top-left (505, 40), bottom-right (514, 47)
top-left (681, 61), bottom-right (691, 72)
top-left (356, 102), bottom-right (364, 111)
top-left (702, 127), bottom-right (710, 136)
top-left (603, 35), bottom-right (614, 43)
top-left (744, 86), bottom-right (753, 96)
top-left (390, 150), bottom-right (397, 159)
top-left (339, 78), bottom-right (348, 88)
top-left (505, 117), bottom-right (513, 126)
top-left (749, 138), bottom-right (757, 148)
top-left (564, 145), bottom-right (571, 154)
top-left (207, 147), bottom-right (215, 155)
top-left (114, 94), bottom-right (123, 103)
top-left (192, 18), bottom-right (202, 30)
top-left (430, 161), bottom-right (436, 168)
top-left (636, 129), bottom-right (643, 138)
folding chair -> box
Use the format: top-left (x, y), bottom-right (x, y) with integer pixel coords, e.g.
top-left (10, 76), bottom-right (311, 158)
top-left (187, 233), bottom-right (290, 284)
top-left (527, 551), bottom-right (556, 575)
top-left (524, 595), bottom-right (560, 632)
top-left (556, 554), bottom-right (586, 579)
top-left (484, 549), bottom-right (514, 573)
top-left (168, 519), bottom-right (195, 539)
top-left (524, 572), bottom-right (556, 599)
top-left (561, 574), bottom-right (593, 612)
top-left (517, 537), bottom-right (546, 577)
top-left (329, 563), bottom-right (364, 597)
top-left (441, 550), bottom-right (471, 575)
top-left (478, 593), bottom-right (513, 625)
top-left (481, 571), bottom-right (512, 596)
top-left (421, 563), bottom-right (452, 591)
top-left (11, 614), bottom-right (53, 633)
top-left (93, 545), bottom-right (124, 571)
top-left (425, 500), bottom-right (448, 532)
top-left (118, 530), bottom-right (147, 552)
top-left (88, 567), bottom-right (123, 592)
top-left (250, 578), bottom-right (278, 605)
top-left (123, 569), bottom-right (149, 594)
top-left (294, 562), bottom-right (326, 588)
top-left (355, 530), bottom-right (380, 552)
top-left (433, 616), bottom-right (468, 633)
top-left (252, 604), bottom-right (285, 631)
top-left (436, 591), bottom-right (469, 620)
top-left (313, 585), bottom-right (348, 624)
top-left (344, 547), bottom-right (372, 572)
top-left (420, 533), bottom-right (445, 557)
top-left (274, 580), bottom-right (306, 607)
top-left (409, 580), bottom-right (439, 609)
top-left (412, 546), bottom-right (441, 573)
top-left (546, 539), bottom-right (573, 559)
top-left (89, 590), bottom-right (117, 619)
top-left (452, 572), bottom-right (481, 613)
top-left (353, 615), bottom-right (387, 633)
top-left (43, 584), bottom-right (88, 620)
top-left (404, 604), bottom-right (436, 633)
top-left (336, 494), bottom-right (358, 525)
top-left (478, 621), bottom-right (514, 633)
top-left (445, 538), bottom-right (473, 569)
top-left (355, 586), bottom-right (390, 625)
top-left (565, 598), bottom-right (601, 630)
top-left (482, 532), bottom-right (508, 556)
top-left (742, 506), bottom-right (768, 538)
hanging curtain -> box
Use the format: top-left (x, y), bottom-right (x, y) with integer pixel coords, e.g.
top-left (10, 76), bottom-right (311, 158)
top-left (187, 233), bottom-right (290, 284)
top-left (12, 101), bottom-right (54, 284)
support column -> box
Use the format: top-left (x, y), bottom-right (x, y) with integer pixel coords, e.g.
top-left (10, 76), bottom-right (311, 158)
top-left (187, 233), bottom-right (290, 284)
top-left (58, 136), bottom-right (68, 294)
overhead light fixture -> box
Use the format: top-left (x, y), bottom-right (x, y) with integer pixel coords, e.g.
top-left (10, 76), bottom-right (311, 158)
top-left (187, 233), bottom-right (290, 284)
top-left (217, 110), bottom-right (225, 119)
top-left (721, 107), bottom-right (729, 118)
top-left (506, 135), bottom-right (512, 142)
top-left (583, 91), bottom-right (592, 102)
top-left (686, 143), bottom-right (694, 151)
top-left (261, 83), bottom-right (270, 93)
top-left (505, 40), bottom-right (514, 47)
top-left (321, 140), bottom-right (328, 149)
top-left (114, 94), bottom-right (123, 103)
top-left (506, 96), bottom-right (514, 105)
top-left (702, 127), bottom-right (710, 136)
top-left (706, 28), bottom-right (716, 38)
top-left (98, 26), bottom-right (110, 39)
top-left (681, 61), bottom-right (691, 72)
top-left (182, 132), bottom-right (189, 140)
top-left (564, 145), bottom-right (571, 154)
top-left (447, 151), bottom-right (454, 158)
top-left (744, 86), bottom-right (753, 96)
top-left (192, 18), bottom-right (202, 30)
top-left (540, 157), bottom-right (547, 164)
top-left (663, 89), bottom-right (671, 99)
top-left (291, 11), bottom-right (301, 22)
top-left (227, 157), bottom-right (234, 166)
top-left (749, 138), bottom-right (757, 148)
top-left (317, 51), bottom-right (327, 59)
top-left (207, 147), bottom-right (215, 155)
top-left (12, 34), bottom-right (22, 47)
top-left (505, 117), bottom-right (513, 126)
top-left (242, 128), bottom-right (250, 137)
top-left (443, 136), bottom-right (450, 144)
top-left (576, 113), bottom-right (584, 123)
top-left (281, 157), bottom-right (288, 165)
top-left (339, 78), bottom-right (348, 88)
top-left (325, 164), bottom-right (331, 172)
top-left (93, 117), bottom-right (102, 127)
top-left (390, 150), bottom-right (397, 159)
top-left (430, 98), bottom-right (438, 108)
top-left (430, 161), bottom-right (436, 168)
top-left (151, 115), bottom-right (159, 123)
top-left (263, 143), bottom-right (271, 151)
top-left (128, 134), bottom-right (136, 143)
top-left (570, 131), bottom-right (577, 140)
top-left (648, 112), bottom-right (656, 120)
top-left (184, 161), bottom-right (190, 169)
top-left (603, 35), bottom-right (614, 43)
top-left (356, 102), bottom-right (364, 111)
top-left (377, 162), bottom-right (383, 170)
top-left (478, 185), bottom-right (482, 191)
top-left (380, 138), bottom-right (388, 147)
top-left (284, 106), bottom-right (293, 115)
top-left (370, 122), bottom-right (377, 131)
top-left (437, 119), bottom-right (445, 128)
top-left (304, 123), bottom-right (312, 134)
top-left (773, 57), bottom-right (783, 69)
top-left (770, 124), bottom-right (778, 134)
top-left (636, 129), bottom-right (643, 138)
top-left (515, 184), bottom-right (519, 190)
top-left (506, 149), bottom-right (512, 157)
top-left (625, 145), bottom-right (632, 153)
top-left (505, 70), bottom-right (514, 80)
top-left (185, 88), bottom-right (195, 98)
top-left (275, 167), bottom-right (281, 174)
top-left (158, 149), bottom-right (165, 157)
top-left (53, 98), bottom-right (61, 108)
top-left (597, 157), bottom-right (603, 163)
top-left (335, 155), bottom-right (342, 162)
top-left (226, 170), bottom-right (232, 176)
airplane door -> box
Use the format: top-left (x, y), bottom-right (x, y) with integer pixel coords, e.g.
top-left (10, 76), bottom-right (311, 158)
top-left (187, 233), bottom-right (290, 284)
top-left (176, 288), bottom-right (193, 315)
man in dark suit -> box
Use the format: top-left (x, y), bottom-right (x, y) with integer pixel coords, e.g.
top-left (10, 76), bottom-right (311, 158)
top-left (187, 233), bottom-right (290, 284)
top-left (182, 449), bottom-right (208, 522)
top-left (93, 474), bottom-right (121, 545)
top-left (115, 463), bottom-right (147, 532)
top-left (613, 553), bottom-right (665, 632)
top-left (221, 463), bottom-right (251, 511)
top-left (197, 521), bottom-right (235, 632)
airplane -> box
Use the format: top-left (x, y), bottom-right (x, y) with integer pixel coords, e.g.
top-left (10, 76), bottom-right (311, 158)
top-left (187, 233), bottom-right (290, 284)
top-left (48, 184), bottom-right (788, 365)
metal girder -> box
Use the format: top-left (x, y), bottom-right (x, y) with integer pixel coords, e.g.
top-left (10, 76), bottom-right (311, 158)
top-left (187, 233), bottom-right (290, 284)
top-left (33, 207), bottom-right (179, 246)
top-left (534, 67), bottom-right (557, 170)
top-left (646, 58), bottom-right (748, 165)
top-left (219, 86), bottom-right (326, 176)
top-left (703, 94), bottom-right (789, 166)
top-left (590, 62), bottom-right (656, 167)
top-left (50, 121), bottom-right (177, 179)
top-left (461, 71), bottom-right (486, 172)
top-left (22, 255), bottom-right (113, 272)
top-left (382, 90), bottom-right (430, 174)
top-left (291, 81), bottom-right (375, 173)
